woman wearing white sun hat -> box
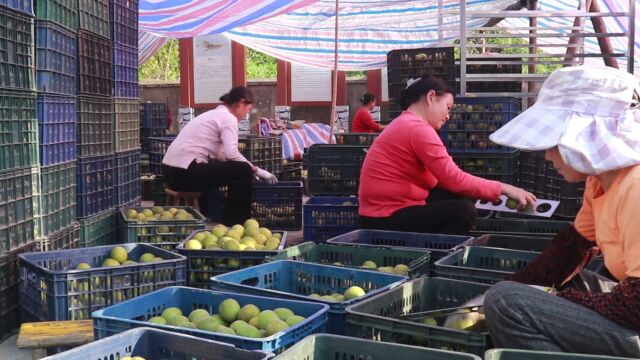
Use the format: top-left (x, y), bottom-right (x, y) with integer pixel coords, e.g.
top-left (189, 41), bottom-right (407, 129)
top-left (482, 65), bottom-right (640, 357)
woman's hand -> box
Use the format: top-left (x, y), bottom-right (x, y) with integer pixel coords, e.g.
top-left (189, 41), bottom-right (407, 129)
top-left (501, 183), bottom-right (537, 210)
top-left (256, 168), bottom-right (278, 184)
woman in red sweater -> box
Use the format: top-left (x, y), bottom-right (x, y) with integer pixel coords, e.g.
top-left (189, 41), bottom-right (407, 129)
top-left (351, 93), bottom-right (386, 133)
top-left (358, 76), bottom-right (535, 234)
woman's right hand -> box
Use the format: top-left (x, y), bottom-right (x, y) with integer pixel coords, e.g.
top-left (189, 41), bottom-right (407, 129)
top-left (256, 168), bottom-right (278, 184)
top-left (501, 183), bottom-right (537, 210)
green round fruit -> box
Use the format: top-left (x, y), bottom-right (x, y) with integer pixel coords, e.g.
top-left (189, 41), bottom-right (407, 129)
top-left (142, 209), bottom-right (154, 217)
top-left (189, 309), bottom-right (211, 323)
top-left (139, 253), bottom-right (155, 262)
top-left (265, 319), bottom-right (288, 336)
top-left (219, 298), bottom-right (241, 322)
top-left (285, 315), bottom-right (305, 327)
top-left (237, 324), bottom-right (261, 338)
top-left (168, 315), bottom-right (190, 327)
top-left (76, 263), bottom-right (91, 270)
top-left (110, 246), bottom-right (128, 263)
top-left (362, 260), bottom-right (377, 269)
top-left (216, 326), bottom-right (236, 335)
top-left (257, 310), bottom-right (279, 330)
top-left (102, 258), bottom-right (120, 267)
top-left (273, 308), bottom-right (294, 321)
top-left (344, 286), bottom-right (366, 301)
top-left (185, 239), bottom-right (202, 250)
top-left (177, 321), bottom-right (196, 329)
top-left (231, 224), bottom-right (244, 234)
top-left (244, 219), bottom-right (259, 229)
top-left (378, 266), bottom-right (395, 273)
top-left (230, 320), bottom-right (249, 333)
top-left (394, 264), bottom-right (409, 276)
top-left (148, 316), bottom-right (167, 325)
top-left (212, 225), bottom-right (228, 238)
top-left (223, 239), bottom-right (240, 251)
top-left (506, 198), bottom-right (519, 210)
top-left (161, 307), bottom-right (183, 322)
top-left (238, 304), bottom-right (261, 323)
top-left (248, 317), bottom-right (259, 328)
top-left (196, 317), bottom-right (222, 332)
top-left (151, 206), bottom-right (164, 215)
top-left (126, 209), bottom-right (138, 220)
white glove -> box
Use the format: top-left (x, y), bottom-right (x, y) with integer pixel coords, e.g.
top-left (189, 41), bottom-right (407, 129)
top-left (256, 168), bottom-right (278, 184)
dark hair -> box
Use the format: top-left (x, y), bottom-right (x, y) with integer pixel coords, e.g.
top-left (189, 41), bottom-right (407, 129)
top-left (400, 75), bottom-right (454, 110)
top-left (219, 86), bottom-right (254, 105)
top-left (360, 92), bottom-right (376, 106)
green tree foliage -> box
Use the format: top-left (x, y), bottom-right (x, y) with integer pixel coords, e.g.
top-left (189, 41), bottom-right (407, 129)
top-left (247, 48), bottom-right (277, 80)
top-left (139, 39), bottom-right (181, 82)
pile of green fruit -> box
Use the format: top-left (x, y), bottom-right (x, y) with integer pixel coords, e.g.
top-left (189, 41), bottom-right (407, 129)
top-left (343, 260), bottom-right (409, 275)
top-left (308, 286), bottom-right (366, 302)
top-left (184, 219), bottom-right (282, 252)
top-left (125, 206), bottom-right (195, 222)
top-left (147, 298), bottom-right (306, 338)
top-left (74, 246), bottom-right (163, 269)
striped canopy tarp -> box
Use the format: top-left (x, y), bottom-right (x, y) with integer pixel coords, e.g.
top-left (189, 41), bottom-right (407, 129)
top-left (139, 0), bottom-right (638, 73)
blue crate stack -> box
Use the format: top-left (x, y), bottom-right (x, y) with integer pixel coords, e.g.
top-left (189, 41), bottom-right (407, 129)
top-left (111, 0), bottom-right (140, 209)
top-left (0, 0), bottom-right (41, 341)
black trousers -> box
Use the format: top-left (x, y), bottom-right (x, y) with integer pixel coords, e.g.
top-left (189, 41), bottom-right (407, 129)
top-left (359, 188), bottom-right (477, 235)
top-left (163, 160), bottom-right (252, 226)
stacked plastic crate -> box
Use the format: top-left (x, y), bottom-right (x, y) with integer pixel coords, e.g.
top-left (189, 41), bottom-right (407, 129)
top-left (33, 0), bottom-right (80, 252)
top-left (139, 103), bottom-right (166, 203)
top-left (111, 0), bottom-right (140, 209)
top-left (75, 0), bottom-right (116, 247)
top-left (0, 0), bottom-right (40, 341)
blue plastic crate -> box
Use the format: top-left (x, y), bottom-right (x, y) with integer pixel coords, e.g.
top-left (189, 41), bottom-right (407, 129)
top-left (307, 145), bottom-right (368, 195)
top-left (37, 95), bottom-right (76, 166)
top-left (76, 154), bottom-right (114, 218)
top-left (147, 136), bottom-right (175, 175)
top-left (91, 286), bottom-right (330, 352)
top-left (211, 260), bottom-right (408, 335)
top-left (113, 44), bottom-right (138, 98)
top-left (303, 196), bottom-right (358, 243)
top-left (440, 97), bottom-right (521, 153)
top-left (0, 0), bottom-right (33, 14)
top-left (19, 243), bottom-right (187, 321)
top-left (325, 230), bottom-right (472, 264)
top-left (114, 149), bottom-right (141, 207)
top-left (35, 21), bottom-right (76, 95)
top-left (109, 0), bottom-right (138, 48)
top-left (176, 230), bottom-right (288, 288)
top-left (43, 327), bottom-right (270, 360)
top-left (76, 30), bottom-right (112, 96)
top-left (140, 103), bottom-right (166, 129)
top-left (0, 167), bottom-right (39, 253)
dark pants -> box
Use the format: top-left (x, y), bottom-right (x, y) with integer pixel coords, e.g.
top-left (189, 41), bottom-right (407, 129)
top-left (359, 188), bottom-right (477, 235)
top-left (163, 160), bottom-right (252, 226)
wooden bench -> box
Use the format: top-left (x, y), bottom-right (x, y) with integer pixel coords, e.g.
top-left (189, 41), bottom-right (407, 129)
top-left (164, 187), bottom-right (201, 211)
top-left (17, 320), bottom-right (93, 359)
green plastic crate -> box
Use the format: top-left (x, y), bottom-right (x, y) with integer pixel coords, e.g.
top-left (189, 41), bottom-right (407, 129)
top-left (268, 242), bottom-right (430, 277)
top-left (345, 277), bottom-right (491, 356)
top-left (0, 8), bottom-right (35, 90)
top-left (434, 246), bottom-right (538, 284)
top-left (118, 206), bottom-right (205, 251)
top-left (78, 0), bottom-right (109, 38)
top-left (0, 91), bottom-right (39, 171)
top-left (39, 161), bottom-right (76, 237)
top-left (485, 349), bottom-right (633, 360)
top-left (36, 222), bottom-right (79, 252)
top-left (273, 334), bottom-right (482, 360)
top-left (0, 167), bottom-right (40, 253)
top-left (79, 208), bottom-right (116, 248)
top-left (35, 0), bottom-right (78, 30)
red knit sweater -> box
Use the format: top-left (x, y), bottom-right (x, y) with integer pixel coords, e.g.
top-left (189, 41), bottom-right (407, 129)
top-left (358, 111), bottom-right (502, 217)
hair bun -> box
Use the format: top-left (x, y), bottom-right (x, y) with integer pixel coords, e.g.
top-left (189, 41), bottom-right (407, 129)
top-left (219, 93), bottom-right (229, 102)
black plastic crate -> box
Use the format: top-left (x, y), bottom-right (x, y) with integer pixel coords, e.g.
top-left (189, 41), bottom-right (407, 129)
top-left (303, 196), bottom-right (359, 243)
top-left (77, 30), bottom-right (112, 96)
top-left (147, 136), bottom-right (175, 175)
top-left (0, 241), bottom-right (37, 342)
top-left (36, 221), bottom-right (79, 252)
top-left (35, 0), bottom-right (77, 31)
top-left (307, 145), bottom-right (368, 195)
top-left (37, 94), bottom-right (76, 166)
top-left (0, 7), bottom-right (34, 90)
top-left (113, 44), bottom-right (138, 98)
top-left (77, 0), bottom-right (109, 38)
top-left (76, 154), bottom-right (114, 218)
top-left (519, 152), bottom-right (585, 199)
top-left (450, 150), bottom-right (519, 184)
top-left (457, 233), bottom-right (552, 252)
top-left (440, 97), bottom-right (521, 153)
top-left (0, 167), bottom-right (39, 253)
top-left (140, 103), bottom-right (166, 129)
top-left (471, 218), bottom-right (571, 237)
top-left (114, 98), bottom-right (140, 151)
top-left (140, 128), bottom-right (165, 154)
top-left (39, 161), bottom-right (76, 237)
top-left (238, 136), bottom-right (283, 174)
top-left (279, 161), bottom-right (302, 182)
top-left (109, 0), bottom-right (138, 48)
top-left (387, 47), bottom-right (456, 89)
top-left (114, 149), bottom-right (141, 207)
top-left (461, 57), bottom-right (523, 94)
top-left (77, 95), bottom-right (114, 157)
top-left (0, 90), bottom-right (39, 171)
top-left (35, 20), bottom-right (76, 95)
top-left (335, 133), bottom-right (379, 145)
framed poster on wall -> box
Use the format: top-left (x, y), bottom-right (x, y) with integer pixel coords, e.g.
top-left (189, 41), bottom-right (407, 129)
top-left (290, 63), bottom-right (332, 102)
top-left (193, 34), bottom-right (233, 104)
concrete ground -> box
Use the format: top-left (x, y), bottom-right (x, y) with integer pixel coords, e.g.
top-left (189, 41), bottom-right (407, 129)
top-left (0, 334), bottom-right (30, 360)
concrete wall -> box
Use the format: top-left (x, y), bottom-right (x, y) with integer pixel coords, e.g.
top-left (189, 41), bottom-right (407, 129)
top-left (140, 79), bottom-right (389, 132)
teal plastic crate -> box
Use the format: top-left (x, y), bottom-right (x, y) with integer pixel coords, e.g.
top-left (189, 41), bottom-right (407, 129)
top-left (91, 286), bottom-right (330, 353)
top-left (36, 222), bottom-right (79, 252)
top-left (43, 327), bottom-right (270, 360)
top-left (434, 246), bottom-right (539, 284)
top-left (211, 260), bottom-right (408, 335)
top-left (456, 234), bottom-right (552, 252)
top-left (0, 8), bottom-right (35, 90)
top-left (0, 166), bottom-right (40, 253)
top-left (0, 91), bottom-right (39, 171)
top-left (345, 277), bottom-right (491, 356)
top-left (485, 349), bottom-right (633, 360)
top-left (273, 334), bottom-right (482, 360)
top-left (39, 162), bottom-right (76, 237)
top-left (19, 243), bottom-right (187, 321)
top-left (176, 230), bottom-right (288, 288)
top-left (267, 242), bottom-right (430, 278)
top-left (79, 208), bottom-right (116, 248)
top-left (118, 206), bottom-right (205, 251)
top-left (35, 0), bottom-right (78, 31)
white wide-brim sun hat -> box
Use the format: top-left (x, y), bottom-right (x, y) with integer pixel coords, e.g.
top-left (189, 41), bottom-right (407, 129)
top-left (489, 65), bottom-right (640, 175)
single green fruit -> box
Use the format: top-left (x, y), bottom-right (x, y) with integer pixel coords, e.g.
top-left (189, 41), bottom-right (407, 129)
top-left (151, 206), bottom-right (164, 214)
top-left (142, 209), bottom-right (154, 217)
top-left (286, 315), bottom-right (305, 327)
top-left (231, 224), bottom-right (244, 234)
top-left (76, 263), bottom-right (91, 270)
top-left (102, 258), bottom-right (120, 267)
top-left (175, 213), bottom-right (189, 220)
top-left (196, 317), bottom-right (221, 332)
top-left (362, 260), bottom-right (377, 269)
top-left (378, 266), bottom-right (395, 274)
top-left (125, 209), bottom-right (137, 219)
top-left (194, 232), bottom-right (206, 241)
top-left (422, 317), bottom-right (438, 326)
top-left (110, 247), bottom-right (128, 263)
top-left (216, 325), bottom-right (236, 335)
top-left (212, 225), bottom-right (228, 238)
top-left (333, 294), bottom-right (345, 302)
top-left (168, 315), bottom-right (190, 327)
top-left (238, 304), bottom-right (261, 322)
top-left (226, 230), bottom-right (242, 241)
top-left (257, 310), bottom-right (279, 330)
top-left (139, 253), bottom-right (155, 262)
top-left (122, 260), bottom-right (137, 265)
top-left (185, 239), bottom-right (203, 250)
top-left (273, 308), bottom-right (294, 321)
top-left (506, 198), bottom-right (519, 210)
top-left (223, 239), bottom-right (240, 251)
top-left (344, 286), bottom-right (366, 301)
top-left (265, 319), bottom-right (288, 336)
top-left (237, 324), bottom-right (261, 338)
top-left (189, 309), bottom-right (211, 323)
top-left (258, 228), bottom-right (272, 239)
top-left (394, 264), bottom-right (410, 276)
top-left (227, 258), bottom-right (240, 268)
top-left (161, 307), bottom-right (183, 321)
top-left (148, 316), bottom-right (167, 325)
top-left (219, 298), bottom-right (241, 322)
top-left (230, 320), bottom-right (249, 333)
top-left (244, 219), bottom-right (259, 229)
top-left (248, 316), bottom-right (259, 328)
top-left (244, 226), bottom-right (261, 238)
top-left (177, 321), bottom-right (196, 329)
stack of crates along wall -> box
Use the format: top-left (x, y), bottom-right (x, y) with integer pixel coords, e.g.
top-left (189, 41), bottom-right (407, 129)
top-left (238, 136), bottom-right (283, 175)
top-left (139, 103), bottom-right (166, 203)
top-left (386, 47), bottom-right (457, 122)
top-left (33, 0), bottom-right (80, 251)
top-left (439, 97), bottom-right (521, 185)
top-left (75, 0), bottom-right (116, 246)
top-left (518, 152), bottom-right (584, 219)
top-left (147, 136), bottom-right (175, 205)
top-left (111, 0), bottom-right (140, 208)
top-left (0, 2), bottom-right (40, 340)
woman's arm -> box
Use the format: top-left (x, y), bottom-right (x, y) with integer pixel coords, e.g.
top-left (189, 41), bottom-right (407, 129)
top-left (220, 124), bottom-right (255, 172)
